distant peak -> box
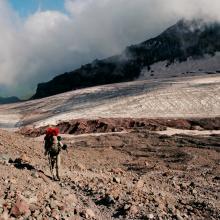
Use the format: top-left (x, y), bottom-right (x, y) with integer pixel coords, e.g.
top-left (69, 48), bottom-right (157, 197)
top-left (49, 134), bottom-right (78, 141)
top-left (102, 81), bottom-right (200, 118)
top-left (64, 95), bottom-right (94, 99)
top-left (166, 18), bottom-right (219, 35)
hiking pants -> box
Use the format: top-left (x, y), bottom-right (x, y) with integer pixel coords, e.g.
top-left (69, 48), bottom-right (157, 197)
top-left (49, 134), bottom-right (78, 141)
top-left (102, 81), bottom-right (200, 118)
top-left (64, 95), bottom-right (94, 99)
top-left (48, 153), bottom-right (61, 180)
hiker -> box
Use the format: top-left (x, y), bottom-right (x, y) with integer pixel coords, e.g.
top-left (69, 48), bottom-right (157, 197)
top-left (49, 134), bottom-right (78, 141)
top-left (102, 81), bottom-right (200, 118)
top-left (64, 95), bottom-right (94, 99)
top-left (44, 127), bottom-right (67, 181)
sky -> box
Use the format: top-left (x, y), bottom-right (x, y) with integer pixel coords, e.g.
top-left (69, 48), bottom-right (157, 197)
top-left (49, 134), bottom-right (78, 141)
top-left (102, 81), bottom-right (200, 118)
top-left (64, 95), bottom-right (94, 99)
top-left (0, 0), bottom-right (220, 98)
top-left (10, 0), bottom-right (65, 17)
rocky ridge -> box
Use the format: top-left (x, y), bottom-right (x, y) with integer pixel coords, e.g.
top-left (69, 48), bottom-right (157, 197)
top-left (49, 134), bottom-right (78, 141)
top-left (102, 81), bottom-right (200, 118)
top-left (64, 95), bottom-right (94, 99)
top-left (20, 117), bottom-right (220, 137)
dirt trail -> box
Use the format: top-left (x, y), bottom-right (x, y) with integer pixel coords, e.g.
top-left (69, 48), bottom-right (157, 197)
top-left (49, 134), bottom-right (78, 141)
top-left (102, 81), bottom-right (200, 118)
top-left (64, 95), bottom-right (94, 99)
top-left (156, 128), bottom-right (220, 136)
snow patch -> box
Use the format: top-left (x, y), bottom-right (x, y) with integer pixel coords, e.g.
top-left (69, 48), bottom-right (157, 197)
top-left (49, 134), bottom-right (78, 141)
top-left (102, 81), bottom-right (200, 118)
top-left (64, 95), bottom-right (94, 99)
top-left (139, 53), bottom-right (220, 80)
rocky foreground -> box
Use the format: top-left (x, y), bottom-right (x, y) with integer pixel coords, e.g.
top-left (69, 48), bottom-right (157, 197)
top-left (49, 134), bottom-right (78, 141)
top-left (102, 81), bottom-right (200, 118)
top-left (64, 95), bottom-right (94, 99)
top-left (0, 127), bottom-right (219, 220)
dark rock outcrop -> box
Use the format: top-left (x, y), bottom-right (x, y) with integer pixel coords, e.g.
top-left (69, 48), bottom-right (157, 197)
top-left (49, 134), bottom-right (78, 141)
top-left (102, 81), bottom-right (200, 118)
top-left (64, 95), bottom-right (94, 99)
top-left (0, 96), bottom-right (20, 104)
top-left (32, 19), bottom-right (220, 99)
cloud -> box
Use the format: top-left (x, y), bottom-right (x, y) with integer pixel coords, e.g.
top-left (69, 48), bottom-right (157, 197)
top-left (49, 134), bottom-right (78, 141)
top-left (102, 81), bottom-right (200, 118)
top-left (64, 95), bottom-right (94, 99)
top-left (0, 0), bottom-right (220, 98)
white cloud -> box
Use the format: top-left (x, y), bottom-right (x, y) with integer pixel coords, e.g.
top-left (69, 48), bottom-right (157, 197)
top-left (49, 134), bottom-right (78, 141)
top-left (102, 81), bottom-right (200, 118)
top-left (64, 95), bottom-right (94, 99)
top-left (0, 0), bottom-right (220, 97)
top-left (64, 0), bottom-right (93, 15)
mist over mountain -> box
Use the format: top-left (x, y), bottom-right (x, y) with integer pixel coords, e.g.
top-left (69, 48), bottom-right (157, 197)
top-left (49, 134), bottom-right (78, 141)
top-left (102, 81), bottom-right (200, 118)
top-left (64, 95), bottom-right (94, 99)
top-left (32, 19), bottom-right (220, 99)
top-left (1, 0), bottom-right (220, 98)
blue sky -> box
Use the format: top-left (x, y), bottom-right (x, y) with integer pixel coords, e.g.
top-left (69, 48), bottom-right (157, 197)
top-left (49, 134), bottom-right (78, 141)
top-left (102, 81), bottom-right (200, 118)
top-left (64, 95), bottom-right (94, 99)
top-left (9, 0), bottom-right (65, 17)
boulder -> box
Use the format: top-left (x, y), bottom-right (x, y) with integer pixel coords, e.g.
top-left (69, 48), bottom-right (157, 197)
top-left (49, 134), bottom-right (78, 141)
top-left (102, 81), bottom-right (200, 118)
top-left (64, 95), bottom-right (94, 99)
top-left (11, 198), bottom-right (30, 217)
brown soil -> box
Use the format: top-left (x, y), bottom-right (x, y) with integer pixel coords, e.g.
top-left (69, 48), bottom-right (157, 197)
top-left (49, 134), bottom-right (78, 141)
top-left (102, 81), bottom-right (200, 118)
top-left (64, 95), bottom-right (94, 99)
top-left (19, 117), bottom-right (220, 137)
top-left (0, 127), bottom-right (219, 219)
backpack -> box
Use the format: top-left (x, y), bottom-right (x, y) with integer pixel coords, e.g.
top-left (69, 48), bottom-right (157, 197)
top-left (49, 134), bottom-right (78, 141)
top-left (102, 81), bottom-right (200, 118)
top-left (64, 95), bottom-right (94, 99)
top-left (49, 142), bottom-right (61, 156)
top-left (44, 127), bottom-right (61, 156)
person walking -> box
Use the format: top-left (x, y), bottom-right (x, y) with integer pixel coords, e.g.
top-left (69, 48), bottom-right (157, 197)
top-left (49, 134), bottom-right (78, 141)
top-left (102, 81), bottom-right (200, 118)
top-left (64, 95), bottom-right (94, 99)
top-left (44, 127), bottom-right (66, 181)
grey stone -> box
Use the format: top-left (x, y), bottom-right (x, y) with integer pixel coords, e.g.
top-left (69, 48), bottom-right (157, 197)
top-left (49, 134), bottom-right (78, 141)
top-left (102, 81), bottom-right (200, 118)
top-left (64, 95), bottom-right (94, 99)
top-left (31, 170), bottom-right (39, 178)
top-left (113, 177), bottom-right (121, 184)
top-left (146, 213), bottom-right (154, 219)
top-left (176, 213), bottom-right (184, 220)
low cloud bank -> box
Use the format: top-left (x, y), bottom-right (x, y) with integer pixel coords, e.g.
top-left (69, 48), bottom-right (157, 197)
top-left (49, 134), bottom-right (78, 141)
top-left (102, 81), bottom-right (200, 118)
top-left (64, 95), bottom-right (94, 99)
top-left (0, 0), bottom-right (220, 97)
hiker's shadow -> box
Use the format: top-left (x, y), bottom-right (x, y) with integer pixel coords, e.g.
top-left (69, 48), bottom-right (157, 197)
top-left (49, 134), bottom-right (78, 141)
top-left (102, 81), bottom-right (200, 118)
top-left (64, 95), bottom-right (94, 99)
top-left (9, 158), bottom-right (53, 180)
top-left (11, 158), bottom-right (35, 170)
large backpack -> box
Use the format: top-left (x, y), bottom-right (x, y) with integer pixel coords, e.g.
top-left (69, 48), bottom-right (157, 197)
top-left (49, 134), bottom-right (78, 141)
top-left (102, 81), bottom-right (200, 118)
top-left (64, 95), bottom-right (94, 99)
top-left (44, 128), bottom-right (61, 156)
top-left (50, 142), bottom-right (61, 156)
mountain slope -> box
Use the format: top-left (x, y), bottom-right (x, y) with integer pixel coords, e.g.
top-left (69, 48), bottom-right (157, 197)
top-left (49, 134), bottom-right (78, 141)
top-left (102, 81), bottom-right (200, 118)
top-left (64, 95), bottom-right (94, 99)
top-left (31, 19), bottom-right (220, 99)
top-left (139, 52), bottom-right (220, 79)
top-left (0, 96), bottom-right (20, 104)
top-left (0, 75), bottom-right (219, 129)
